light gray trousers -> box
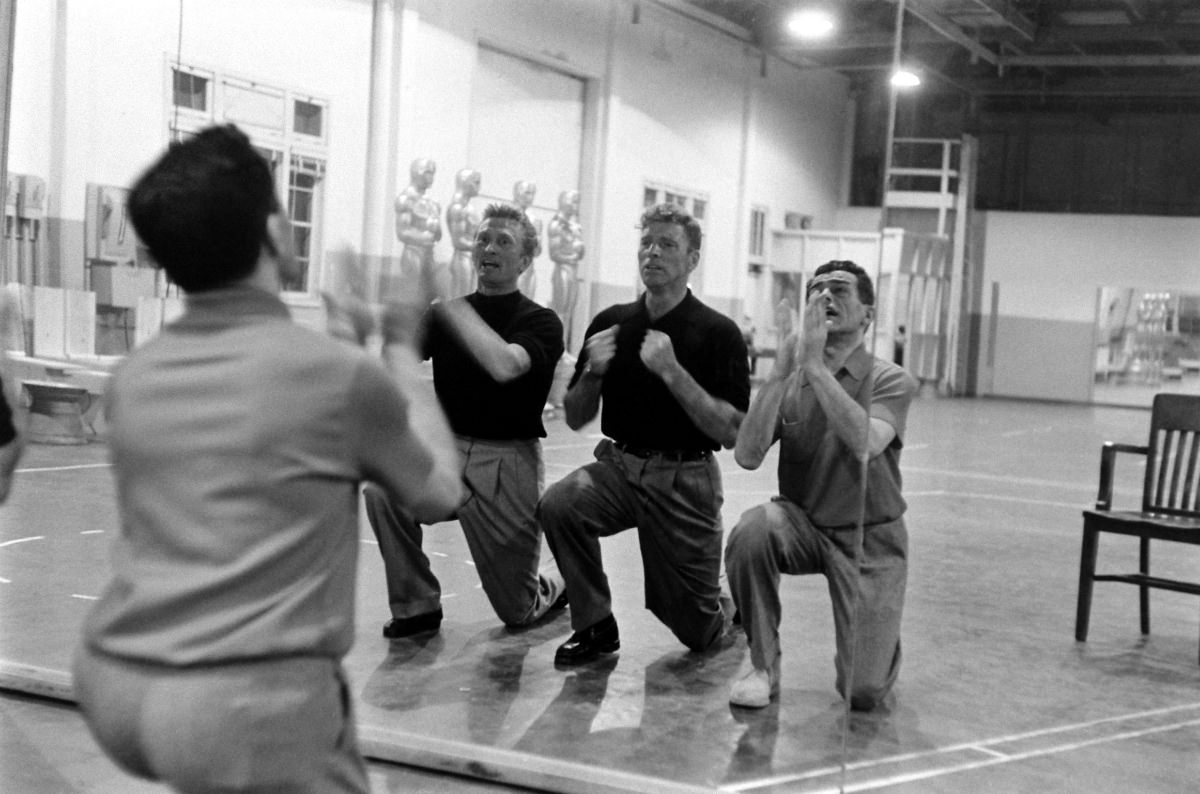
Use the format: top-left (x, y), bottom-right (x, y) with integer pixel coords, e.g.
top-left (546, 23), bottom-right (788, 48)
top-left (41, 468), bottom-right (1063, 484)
top-left (725, 498), bottom-right (907, 710)
top-left (365, 435), bottom-right (564, 627)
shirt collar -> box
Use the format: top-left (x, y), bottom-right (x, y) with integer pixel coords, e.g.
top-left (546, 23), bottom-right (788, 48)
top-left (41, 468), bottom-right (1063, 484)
top-left (838, 344), bottom-right (874, 381)
top-left (639, 289), bottom-right (694, 324)
top-left (177, 285), bottom-right (291, 328)
top-left (799, 343), bottom-right (872, 387)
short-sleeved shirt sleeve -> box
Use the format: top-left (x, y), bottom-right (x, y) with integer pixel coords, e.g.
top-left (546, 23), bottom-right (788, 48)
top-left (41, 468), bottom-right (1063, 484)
top-left (867, 359), bottom-right (914, 445)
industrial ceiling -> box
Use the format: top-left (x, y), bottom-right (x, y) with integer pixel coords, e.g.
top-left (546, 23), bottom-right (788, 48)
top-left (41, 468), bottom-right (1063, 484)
top-left (673, 0), bottom-right (1200, 101)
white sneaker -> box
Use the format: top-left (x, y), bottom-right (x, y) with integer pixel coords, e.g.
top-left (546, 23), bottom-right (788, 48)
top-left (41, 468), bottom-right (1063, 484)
top-left (730, 667), bottom-right (778, 709)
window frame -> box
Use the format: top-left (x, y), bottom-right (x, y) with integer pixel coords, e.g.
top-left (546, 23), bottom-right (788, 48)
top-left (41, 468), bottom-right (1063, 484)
top-left (169, 64), bottom-right (214, 125)
top-left (166, 58), bottom-right (329, 302)
top-left (748, 204), bottom-right (768, 263)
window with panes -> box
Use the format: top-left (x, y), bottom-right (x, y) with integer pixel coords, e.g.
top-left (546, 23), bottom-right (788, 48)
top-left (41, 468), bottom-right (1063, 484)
top-left (168, 64), bottom-right (328, 297)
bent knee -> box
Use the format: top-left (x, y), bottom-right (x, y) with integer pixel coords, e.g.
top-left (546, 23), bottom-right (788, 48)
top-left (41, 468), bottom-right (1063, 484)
top-left (663, 606), bottom-right (724, 652)
top-left (537, 478), bottom-right (581, 524)
top-left (494, 599), bottom-right (537, 628)
top-left (726, 506), bottom-right (780, 557)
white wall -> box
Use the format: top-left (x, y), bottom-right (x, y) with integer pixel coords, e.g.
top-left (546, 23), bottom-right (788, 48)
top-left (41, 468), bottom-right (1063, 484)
top-left (834, 206), bottom-right (884, 232)
top-left (9, 0), bottom-right (855, 339)
top-left (981, 211), bottom-right (1200, 323)
top-left (613, 7), bottom-right (743, 310)
top-left (13, 0), bottom-right (372, 220)
top-left (9, 0), bottom-right (56, 179)
top-left (978, 210), bottom-right (1200, 402)
top-left (11, 1), bottom-right (1194, 396)
top-left (747, 64), bottom-right (848, 234)
top-left (400, 0), bottom-right (611, 273)
top-left (9, 0), bottom-right (375, 301)
top-left (403, 0), bottom-right (853, 315)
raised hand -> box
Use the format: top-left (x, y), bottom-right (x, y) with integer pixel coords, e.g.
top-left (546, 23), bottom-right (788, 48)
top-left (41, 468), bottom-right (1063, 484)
top-left (639, 329), bottom-right (678, 379)
top-left (321, 292), bottom-right (374, 347)
top-left (583, 324), bottom-right (619, 376)
top-left (798, 290), bottom-right (829, 368)
top-left (768, 299), bottom-right (799, 380)
top-left (774, 298), bottom-right (794, 340)
top-left (321, 246), bottom-right (375, 347)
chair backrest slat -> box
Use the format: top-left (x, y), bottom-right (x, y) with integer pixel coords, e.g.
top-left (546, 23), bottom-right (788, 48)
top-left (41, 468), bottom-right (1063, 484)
top-left (1142, 394), bottom-right (1200, 517)
top-left (1152, 429), bottom-right (1174, 509)
top-left (1167, 430), bottom-right (1187, 508)
top-left (1183, 430), bottom-right (1199, 511)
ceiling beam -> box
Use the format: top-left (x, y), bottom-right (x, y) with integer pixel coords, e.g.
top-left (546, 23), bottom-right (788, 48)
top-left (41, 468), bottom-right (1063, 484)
top-left (775, 27), bottom-right (963, 53)
top-left (934, 73), bottom-right (1200, 98)
top-left (1027, 23), bottom-right (1200, 44)
top-left (902, 0), bottom-right (1002, 66)
top-left (645, 0), bottom-right (753, 42)
top-left (1115, 0), bottom-right (1150, 23)
top-left (961, 0), bottom-right (1037, 41)
top-left (1001, 53), bottom-right (1200, 68)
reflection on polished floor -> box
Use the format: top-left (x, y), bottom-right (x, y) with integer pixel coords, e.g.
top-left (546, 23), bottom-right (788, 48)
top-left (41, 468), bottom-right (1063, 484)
top-left (1092, 370), bottom-right (1200, 408)
top-left (2, 396), bottom-right (1199, 792)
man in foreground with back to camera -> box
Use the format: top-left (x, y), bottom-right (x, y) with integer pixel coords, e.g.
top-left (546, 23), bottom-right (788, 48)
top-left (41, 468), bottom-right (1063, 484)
top-left (540, 203), bottom-right (750, 666)
top-left (725, 259), bottom-right (918, 710)
top-left (72, 124), bottom-right (463, 793)
top-left (364, 202), bottom-right (568, 638)
top-left (0, 292), bottom-right (23, 503)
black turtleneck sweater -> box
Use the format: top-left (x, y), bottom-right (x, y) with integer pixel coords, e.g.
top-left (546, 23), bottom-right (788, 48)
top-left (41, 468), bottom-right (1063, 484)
top-left (423, 291), bottom-right (563, 440)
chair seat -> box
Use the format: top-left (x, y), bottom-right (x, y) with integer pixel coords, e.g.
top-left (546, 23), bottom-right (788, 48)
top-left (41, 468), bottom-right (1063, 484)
top-left (1083, 509), bottom-right (1200, 543)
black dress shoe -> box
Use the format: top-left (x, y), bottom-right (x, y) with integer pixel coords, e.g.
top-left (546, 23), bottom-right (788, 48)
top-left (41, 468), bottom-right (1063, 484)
top-left (554, 614), bottom-right (619, 666)
top-left (382, 608), bottom-right (442, 639)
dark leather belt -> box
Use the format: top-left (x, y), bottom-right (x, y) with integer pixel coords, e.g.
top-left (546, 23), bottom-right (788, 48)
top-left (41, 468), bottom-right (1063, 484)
top-left (613, 440), bottom-right (711, 462)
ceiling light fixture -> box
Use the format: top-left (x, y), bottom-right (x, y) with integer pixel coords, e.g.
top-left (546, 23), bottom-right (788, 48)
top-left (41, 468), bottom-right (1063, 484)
top-left (890, 68), bottom-right (921, 88)
top-left (786, 9), bottom-right (835, 39)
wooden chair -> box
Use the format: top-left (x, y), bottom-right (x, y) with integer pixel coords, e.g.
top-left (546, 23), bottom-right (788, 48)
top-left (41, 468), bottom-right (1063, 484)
top-left (1075, 393), bottom-right (1200, 663)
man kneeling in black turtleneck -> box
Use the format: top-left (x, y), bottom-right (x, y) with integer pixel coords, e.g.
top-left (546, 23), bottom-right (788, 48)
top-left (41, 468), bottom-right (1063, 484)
top-left (364, 203), bottom-right (569, 638)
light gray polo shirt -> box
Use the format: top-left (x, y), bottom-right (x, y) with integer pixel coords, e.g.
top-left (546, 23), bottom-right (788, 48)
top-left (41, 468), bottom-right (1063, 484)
top-left (82, 286), bottom-right (439, 666)
top-left (776, 345), bottom-right (917, 528)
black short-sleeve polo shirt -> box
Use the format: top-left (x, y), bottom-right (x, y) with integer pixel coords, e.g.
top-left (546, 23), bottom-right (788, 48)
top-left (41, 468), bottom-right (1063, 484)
top-left (572, 291), bottom-right (749, 452)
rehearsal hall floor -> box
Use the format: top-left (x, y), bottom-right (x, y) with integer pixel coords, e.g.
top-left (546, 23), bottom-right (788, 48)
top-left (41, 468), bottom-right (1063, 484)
top-left (2, 395), bottom-right (1199, 793)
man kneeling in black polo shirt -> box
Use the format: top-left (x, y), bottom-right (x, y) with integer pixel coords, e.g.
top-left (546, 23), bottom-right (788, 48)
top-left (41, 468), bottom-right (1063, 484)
top-left (539, 204), bottom-right (750, 665)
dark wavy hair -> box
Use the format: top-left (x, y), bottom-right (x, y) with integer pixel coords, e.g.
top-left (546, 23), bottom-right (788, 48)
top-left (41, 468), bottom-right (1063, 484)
top-left (481, 203), bottom-right (540, 259)
top-left (810, 259), bottom-right (875, 306)
top-left (640, 203), bottom-right (702, 252)
top-left (127, 124), bottom-right (279, 292)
